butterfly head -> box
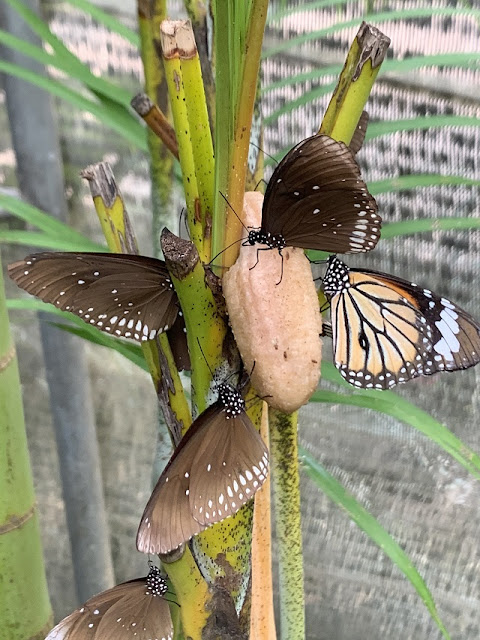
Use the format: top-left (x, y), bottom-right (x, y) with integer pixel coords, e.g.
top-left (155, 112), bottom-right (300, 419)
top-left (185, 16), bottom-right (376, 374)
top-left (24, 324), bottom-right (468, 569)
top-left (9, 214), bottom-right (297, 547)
top-left (145, 565), bottom-right (168, 597)
top-left (323, 256), bottom-right (350, 298)
top-left (218, 383), bottom-right (245, 419)
top-left (247, 229), bottom-right (261, 246)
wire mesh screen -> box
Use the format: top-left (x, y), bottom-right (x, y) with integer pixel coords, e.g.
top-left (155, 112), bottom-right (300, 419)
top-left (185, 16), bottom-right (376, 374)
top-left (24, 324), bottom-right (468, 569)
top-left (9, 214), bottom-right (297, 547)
top-left (1, 1), bottom-right (480, 637)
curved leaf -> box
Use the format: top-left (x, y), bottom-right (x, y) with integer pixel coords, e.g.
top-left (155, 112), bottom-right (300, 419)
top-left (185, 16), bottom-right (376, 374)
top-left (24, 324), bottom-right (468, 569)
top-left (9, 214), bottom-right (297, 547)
top-left (0, 230), bottom-right (105, 251)
top-left (262, 53), bottom-right (480, 95)
top-left (6, 298), bottom-right (147, 370)
top-left (0, 193), bottom-right (102, 245)
top-left (370, 175), bottom-right (480, 196)
top-left (0, 60), bottom-right (147, 150)
top-left (62, 0), bottom-right (140, 48)
top-left (382, 217), bottom-right (480, 239)
top-left (0, 27), bottom-right (133, 109)
top-left (312, 362), bottom-right (480, 482)
top-left (300, 447), bottom-right (451, 640)
top-left (366, 116), bottom-right (480, 140)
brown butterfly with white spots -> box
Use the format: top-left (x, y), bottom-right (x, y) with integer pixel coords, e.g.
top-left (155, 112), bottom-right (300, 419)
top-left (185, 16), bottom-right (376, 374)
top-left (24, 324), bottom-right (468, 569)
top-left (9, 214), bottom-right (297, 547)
top-left (8, 251), bottom-right (180, 344)
top-left (137, 383), bottom-right (269, 555)
top-left (45, 565), bottom-right (173, 640)
top-left (322, 255), bottom-right (480, 390)
top-left (246, 134), bottom-right (381, 256)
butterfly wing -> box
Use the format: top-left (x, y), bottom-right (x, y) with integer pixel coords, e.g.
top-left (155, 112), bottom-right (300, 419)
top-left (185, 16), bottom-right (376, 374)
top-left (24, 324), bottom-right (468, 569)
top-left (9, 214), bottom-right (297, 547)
top-left (188, 411), bottom-right (269, 526)
top-left (97, 583), bottom-right (173, 640)
top-left (136, 404), bottom-right (223, 555)
top-left (44, 580), bottom-right (142, 640)
top-left (327, 265), bottom-right (480, 389)
top-left (136, 402), bottom-right (269, 552)
top-left (262, 135), bottom-right (380, 253)
top-left (358, 270), bottom-right (480, 374)
top-left (8, 252), bottom-right (178, 342)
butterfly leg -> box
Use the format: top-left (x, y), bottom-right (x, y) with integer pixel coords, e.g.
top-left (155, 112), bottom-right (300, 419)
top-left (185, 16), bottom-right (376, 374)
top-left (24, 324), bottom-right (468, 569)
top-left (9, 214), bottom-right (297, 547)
top-left (275, 250), bottom-right (284, 285)
top-left (249, 246), bottom-right (271, 271)
top-left (320, 322), bottom-right (333, 338)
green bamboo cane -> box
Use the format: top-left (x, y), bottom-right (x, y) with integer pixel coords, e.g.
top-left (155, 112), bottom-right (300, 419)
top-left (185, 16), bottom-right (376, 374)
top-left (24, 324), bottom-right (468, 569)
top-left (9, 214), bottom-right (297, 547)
top-left (269, 408), bottom-right (304, 640)
top-left (82, 162), bottom-right (218, 639)
top-left (0, 251), bottom-right (52, 640)
top-left (137, 0), bottom-right (172, 257)
top-left (319, 22), bottom-right (391, 144)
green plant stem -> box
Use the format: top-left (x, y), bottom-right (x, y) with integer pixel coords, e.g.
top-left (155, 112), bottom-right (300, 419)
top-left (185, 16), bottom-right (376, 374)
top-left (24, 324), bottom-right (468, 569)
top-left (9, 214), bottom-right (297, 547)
top-left (320, 22), bottom-right (390, 145)
top-left (137, 0), bottom-right (173, 257)
top-left (184, 1), bottom-right (215, 129)
top-left (161, 21), bottom-right (205, 260)
top-left (160, 229), bottom-right (226, 419)
top-left (212, 0), bottom-right (269, 268)
top-left (82, 162), bottom-right (217, 638)
top-left (81, 162), bottom-right (191, 441)
top-left (0, 59), bottom-right (147, 150)
top-left (181, 43), bottom-right (215, 262)
top-left (269, 408), bottom-right (305, 640)
top-left (0, 250), bottom-right (53, 640)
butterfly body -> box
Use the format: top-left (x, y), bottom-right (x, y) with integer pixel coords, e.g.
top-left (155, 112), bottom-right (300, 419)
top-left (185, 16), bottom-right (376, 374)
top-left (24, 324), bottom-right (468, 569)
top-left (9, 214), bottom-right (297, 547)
top-left (45, 566), bottom-right (173, 640)
top-left (323, 256), bottom-right (480, 390)
top-left (253, 134), bottom-right (381, 255)
top-left (137, 382), bottom-right (268, 555)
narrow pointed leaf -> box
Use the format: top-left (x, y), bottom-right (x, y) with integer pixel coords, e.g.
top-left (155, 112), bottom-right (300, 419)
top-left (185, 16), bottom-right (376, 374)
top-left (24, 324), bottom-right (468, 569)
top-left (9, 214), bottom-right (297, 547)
top-left (312, 363), bottom-right (480, 482)
top-left (62, 0), bottom-right (140, 47)
top-left (299, 447), bottom-right (451, 640)
top-left (0, 60), bottom-right (147, 150)
top-left (0, 230), bottom-right (104, 251)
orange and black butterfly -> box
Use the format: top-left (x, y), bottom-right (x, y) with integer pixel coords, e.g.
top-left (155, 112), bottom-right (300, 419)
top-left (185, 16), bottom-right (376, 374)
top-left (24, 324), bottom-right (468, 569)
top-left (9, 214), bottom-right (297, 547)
top-left (322, 256), bottom-right (480, 390)
top-left (45, 565), bottom-right (173, 640)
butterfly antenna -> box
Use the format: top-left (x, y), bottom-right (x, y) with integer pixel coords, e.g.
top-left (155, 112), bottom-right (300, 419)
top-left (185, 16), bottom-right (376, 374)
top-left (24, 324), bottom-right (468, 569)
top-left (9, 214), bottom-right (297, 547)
top-left (208, 237), bottom-right (244, 267)
top-left (254, 177), bottom-right (268, 192)
top-left (196, 338), bottom-right (214, 378)
top-left (249, 141), bottom-right (279, 166)
top-left (219, 192), bottom-right (250, 234)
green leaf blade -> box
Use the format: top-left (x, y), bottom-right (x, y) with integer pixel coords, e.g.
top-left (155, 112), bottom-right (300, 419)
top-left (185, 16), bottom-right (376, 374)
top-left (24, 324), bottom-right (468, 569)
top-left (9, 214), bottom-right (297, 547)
top-left (0, 60), bottom-right (147, 151)
top-left (300, 447), bottom-right (451, 640)
top-left (0, 230), bottom-right (105, 252)
top-left (315, 363), bottom-right (480, 482)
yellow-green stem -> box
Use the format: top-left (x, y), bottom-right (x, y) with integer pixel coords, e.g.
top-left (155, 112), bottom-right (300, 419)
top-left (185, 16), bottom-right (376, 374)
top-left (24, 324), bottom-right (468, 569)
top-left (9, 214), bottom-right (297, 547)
top-left (161, 21), bottom-right (205, 260)
top-left (160, 229), bottom-right (226, 421)
top-left (137, 0), bottom-right (172, 256)
top-left (81, 163), bottom-right (191, 440)
top-left (184, 0), bottom-right (215, 128)
top-left (0, 251), bottom-right (53, 640)
top-left (269, 408), bottom-right (304, 640)
top-left (162, 548), bottom-right (211, 640)
top-left (212, 0), bottom-right (269, 268)
top-left (181, 48), bottom-right (215, 262)
top-left (320, 22), bottom-right (390, 144)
